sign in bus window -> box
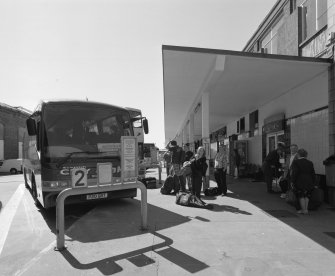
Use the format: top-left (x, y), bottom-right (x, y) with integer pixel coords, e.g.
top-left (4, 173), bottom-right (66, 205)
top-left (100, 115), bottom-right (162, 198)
top-left (121, 136), bottom-right (138, 182)
top-left (97, 162), bottom-right (113, 185)
top-left (71, 167), bottom-right (88, 188)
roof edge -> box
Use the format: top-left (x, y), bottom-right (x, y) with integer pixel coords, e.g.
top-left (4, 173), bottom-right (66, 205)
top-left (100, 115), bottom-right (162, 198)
top-left (162, 45), bottom-right (333, 64)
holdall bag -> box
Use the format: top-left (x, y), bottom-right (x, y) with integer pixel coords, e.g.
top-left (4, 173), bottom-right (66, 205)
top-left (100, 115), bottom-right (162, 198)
top-left (204, 187), bottom-right (219, 196)
top-left (175, 192), bottom-right (192, 206)
top-left (180, 161), bottom-right (192, 176)
top-left (176, 192), bottom-right (213, 209)
top-left (279, 177), bottom-right (289, 193)
top-left (308, 187), bottom-right (324, 210)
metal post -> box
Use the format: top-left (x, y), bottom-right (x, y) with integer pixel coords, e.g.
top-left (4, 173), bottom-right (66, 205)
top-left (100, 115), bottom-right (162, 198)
top-left (55, 181), bottom-right (147, 251)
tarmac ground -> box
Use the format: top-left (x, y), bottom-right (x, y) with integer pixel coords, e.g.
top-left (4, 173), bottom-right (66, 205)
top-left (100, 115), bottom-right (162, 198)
top-left (1, 168), bottom-right (335, 275)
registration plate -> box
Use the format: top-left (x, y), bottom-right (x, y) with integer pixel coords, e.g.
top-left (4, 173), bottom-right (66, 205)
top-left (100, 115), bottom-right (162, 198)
top-left (86, 193), bottom-right (108, 200)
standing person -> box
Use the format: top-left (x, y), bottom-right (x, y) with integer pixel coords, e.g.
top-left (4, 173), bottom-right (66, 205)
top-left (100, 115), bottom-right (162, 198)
top-left (233, 149), bottom-right (241, 179)
top-left (280, 144), bottom-right (299, 198)
top-left (166, 140), bottom-right (185, 191)
top-left (291, 148), bottom-right (316, 215)
top-left (262, 144), bottom-right (284, 193)
top-left (214, 144), bottom-right (228, 196)
top-left (183, 143), bottom-right (194, 162)
top-left (190, 146), bottom-right (208, 198)
top-left (163, 151), bottom-right (172, 175)
top-left (182, 143), bottom-right (194, 191)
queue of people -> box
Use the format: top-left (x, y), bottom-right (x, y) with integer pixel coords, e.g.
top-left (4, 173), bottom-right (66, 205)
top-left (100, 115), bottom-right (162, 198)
top-left (164, 140), bottom-right (228, 199)
top-left (263, 143), bottom-right (320, 215)
top-left (162, 140), bottom-right (321, 215)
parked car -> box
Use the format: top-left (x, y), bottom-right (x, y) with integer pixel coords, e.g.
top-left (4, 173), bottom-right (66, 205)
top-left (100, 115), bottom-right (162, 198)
top-left (0, 159), bottom-right (23, 174)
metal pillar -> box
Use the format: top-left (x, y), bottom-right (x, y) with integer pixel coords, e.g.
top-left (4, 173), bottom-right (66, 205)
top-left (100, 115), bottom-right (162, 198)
top-left (55, 181), bottom-right (148, 251)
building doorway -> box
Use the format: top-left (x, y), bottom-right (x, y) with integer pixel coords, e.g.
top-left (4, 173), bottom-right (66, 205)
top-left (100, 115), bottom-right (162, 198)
top-left (266, 131), bottom-right (284, 154)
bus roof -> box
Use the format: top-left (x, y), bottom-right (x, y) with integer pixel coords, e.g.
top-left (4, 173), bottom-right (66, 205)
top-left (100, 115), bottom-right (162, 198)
top-left (125, 107), bottom-right (141, 113)
top-left (39, 99), bottom-right (130, 113)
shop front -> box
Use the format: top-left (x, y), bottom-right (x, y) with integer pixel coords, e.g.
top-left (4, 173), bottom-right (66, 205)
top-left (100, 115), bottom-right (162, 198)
top-left (262, 113), bottom-right (289, 162)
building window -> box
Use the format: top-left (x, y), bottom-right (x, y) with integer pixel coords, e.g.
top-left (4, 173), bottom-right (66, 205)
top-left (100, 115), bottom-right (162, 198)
top-left (240, 117), bottom-right (245, 133)
top-left (237, 121), bottom-right (240, 133)
top-left (249, 110), bottom-right (259, 137)
top-left (261, 13), bottom-right (284, 54)
top-left (300, 0), bottom-right (327, 43)
top-left (290, 0), bottom-right (297, 14)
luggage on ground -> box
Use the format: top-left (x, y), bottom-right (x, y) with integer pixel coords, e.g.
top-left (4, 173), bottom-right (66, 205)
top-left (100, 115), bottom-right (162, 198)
top-left (175, 192), bottom-right (213, 209)
top-left (140, 177), bottom-right (157, 189)
top-left (279, 177), bottom-right (289, 193)
top-left (308, 187), bottom-right (324, 210)
top-left (161, 175), bottom-right (180, 195)
top-left (160, 175), bottom-right (175, 194)
top-left (204, 187), bottom-right (219, 196)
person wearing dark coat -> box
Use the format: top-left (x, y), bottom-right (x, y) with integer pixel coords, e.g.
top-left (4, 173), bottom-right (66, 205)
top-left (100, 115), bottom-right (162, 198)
top-left (166, 140), bottom-right (185, 191)
top-left (262, 145), bottom-right (284, 193)
top-left (233, 149), bottom-right (241, 179)
top-left (291, 148), bottom-right (316, 215)
top-left (190, 146), bottom-right (208, 198)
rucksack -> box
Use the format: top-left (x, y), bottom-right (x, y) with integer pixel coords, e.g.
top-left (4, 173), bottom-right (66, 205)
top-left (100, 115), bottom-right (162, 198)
top-left (160, 175), bottom-right (175, 195)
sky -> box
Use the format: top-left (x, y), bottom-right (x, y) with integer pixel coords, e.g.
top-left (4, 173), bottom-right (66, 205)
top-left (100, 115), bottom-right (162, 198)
top-left (0, 0), bottom-right (278, 149)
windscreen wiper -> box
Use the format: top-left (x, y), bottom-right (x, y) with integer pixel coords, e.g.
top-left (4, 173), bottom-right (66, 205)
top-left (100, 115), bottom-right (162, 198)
top-left (56, 151), bottom-right (103, 168)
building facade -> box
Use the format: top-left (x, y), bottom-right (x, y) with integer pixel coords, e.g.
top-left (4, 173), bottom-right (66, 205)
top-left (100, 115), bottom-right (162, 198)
top-left (0, 103), bottom-right (31, 160)
top-left (210, 0), bottom-right (335, 176)
top-left (163, 0), bottom-right (335, 201)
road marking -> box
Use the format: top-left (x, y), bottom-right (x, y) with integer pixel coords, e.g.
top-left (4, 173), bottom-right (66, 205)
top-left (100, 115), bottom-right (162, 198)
top-left (13, 206), bottom-right (98, 275)
top-left (0, 184), bottom-right (25, 256)
top-left (14, 241), bottom-right (56, 276)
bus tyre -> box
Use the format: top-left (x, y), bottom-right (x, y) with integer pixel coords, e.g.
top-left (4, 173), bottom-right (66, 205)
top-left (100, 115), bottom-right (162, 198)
top-left (31, 180), bottom-right (42, 208)
top-left (32, 182), bottom-right (37, 201)
top-left (10, 168), bottom-right (17, 175)
top-left (23, 169), bottom-right (29, 188)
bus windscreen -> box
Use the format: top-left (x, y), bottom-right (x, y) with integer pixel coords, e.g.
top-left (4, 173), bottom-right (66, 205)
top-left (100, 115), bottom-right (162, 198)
top-left (43, 104), bottom-right (132, 158)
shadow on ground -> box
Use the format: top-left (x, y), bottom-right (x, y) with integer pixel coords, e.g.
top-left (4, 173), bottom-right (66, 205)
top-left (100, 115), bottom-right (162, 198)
top-left (224, 175), bottom-right (335, 254)
top-left (39, 199), bottom-right (209, 275)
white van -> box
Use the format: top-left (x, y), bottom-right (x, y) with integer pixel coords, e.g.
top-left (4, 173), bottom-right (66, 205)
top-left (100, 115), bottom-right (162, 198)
top-left (0, 159), bottom-right (23, 174)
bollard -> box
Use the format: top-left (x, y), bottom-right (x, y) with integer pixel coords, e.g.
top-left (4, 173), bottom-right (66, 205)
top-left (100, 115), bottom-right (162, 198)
top-left (55, 181), bottom-right (147, 251)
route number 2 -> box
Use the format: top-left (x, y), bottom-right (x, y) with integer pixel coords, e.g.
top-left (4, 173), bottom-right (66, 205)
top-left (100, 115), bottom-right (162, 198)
top-left (71, 167), bottom-right (88, 188)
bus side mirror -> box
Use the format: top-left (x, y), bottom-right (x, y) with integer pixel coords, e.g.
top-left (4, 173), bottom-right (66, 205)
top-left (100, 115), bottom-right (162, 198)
top-left (143, 119), bottom-right (149, 134)
top-left (26, 118), bottom-right (37, 136)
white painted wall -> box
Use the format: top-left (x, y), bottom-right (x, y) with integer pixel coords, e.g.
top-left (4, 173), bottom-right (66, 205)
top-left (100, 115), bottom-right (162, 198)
top-left (223, 71), bottom-right (329, 171)
top-left (258, 71), bottom-right (328, 129)
top-left (290, 109), bottom-right (329, 174)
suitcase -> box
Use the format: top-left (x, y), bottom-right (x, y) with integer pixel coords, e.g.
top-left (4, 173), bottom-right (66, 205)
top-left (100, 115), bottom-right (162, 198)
top-left (141, 177), bottom-right (157, 189)
top-left (308, 187), bottom-right (324, 210)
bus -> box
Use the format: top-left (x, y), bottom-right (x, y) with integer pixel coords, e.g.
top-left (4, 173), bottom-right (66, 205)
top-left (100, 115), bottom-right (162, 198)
top-left (125, 107), bottom-right (149, 178)
top-left (23, 100), bottom-right (148, 209)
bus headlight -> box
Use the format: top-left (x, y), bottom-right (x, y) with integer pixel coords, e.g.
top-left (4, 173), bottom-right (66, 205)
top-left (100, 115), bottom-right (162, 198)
top-left (43, 181), bottom-right (69, 188)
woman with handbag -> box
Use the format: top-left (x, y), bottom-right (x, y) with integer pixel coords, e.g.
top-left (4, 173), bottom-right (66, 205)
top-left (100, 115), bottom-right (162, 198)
top-left (291, 148), bottom-right (316, 215)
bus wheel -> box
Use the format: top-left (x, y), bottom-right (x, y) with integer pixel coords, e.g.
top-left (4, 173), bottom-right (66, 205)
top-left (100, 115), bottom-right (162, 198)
top-left (31, 178), bottom-right (42, 208)
top-left (32, 182), bottom-right (37, 201)
top-left (23, 169), bottom-right (29, 188)
top-left (10, 168), bottom-right (17, 175)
